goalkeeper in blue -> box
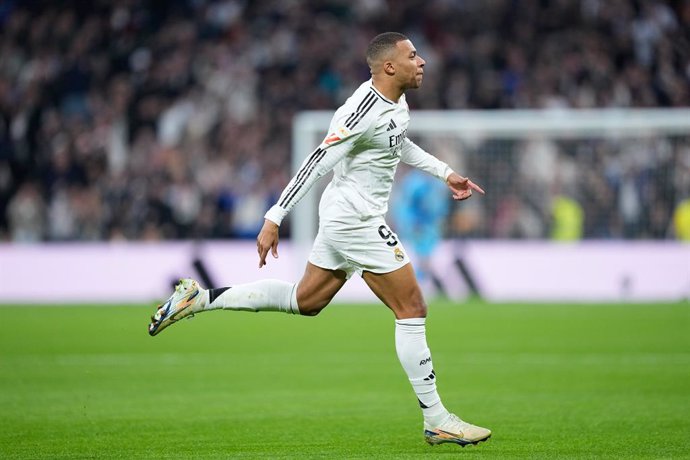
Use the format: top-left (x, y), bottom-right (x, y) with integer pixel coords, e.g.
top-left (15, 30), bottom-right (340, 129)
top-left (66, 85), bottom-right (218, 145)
top-left (149, 32), bottom-right (490, 447)
top-left (393, 168), bottom-right (451, 297)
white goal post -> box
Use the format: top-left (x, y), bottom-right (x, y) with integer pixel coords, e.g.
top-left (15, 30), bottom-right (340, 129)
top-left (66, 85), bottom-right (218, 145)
top-left (291, 108), bottom-right (690, 246)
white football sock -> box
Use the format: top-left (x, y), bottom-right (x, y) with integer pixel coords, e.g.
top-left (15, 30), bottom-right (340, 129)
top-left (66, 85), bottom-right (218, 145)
top-left (395, 317), bottom-right (449, 425)
top-left (203, 280), bottom-right (299, 314)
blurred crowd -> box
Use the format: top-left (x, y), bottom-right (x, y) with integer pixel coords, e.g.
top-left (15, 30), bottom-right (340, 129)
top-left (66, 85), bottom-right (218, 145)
top-left (1, 0), bottom-right (689, 242)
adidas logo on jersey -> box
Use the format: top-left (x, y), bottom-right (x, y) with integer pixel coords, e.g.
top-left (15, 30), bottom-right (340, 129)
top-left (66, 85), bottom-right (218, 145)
top-left (386, 119), bottom-right (397, 131)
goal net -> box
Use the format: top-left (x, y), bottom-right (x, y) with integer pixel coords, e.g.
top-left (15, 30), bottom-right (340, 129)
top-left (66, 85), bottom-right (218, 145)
top-left (291, 109), bottom-right (690, 247)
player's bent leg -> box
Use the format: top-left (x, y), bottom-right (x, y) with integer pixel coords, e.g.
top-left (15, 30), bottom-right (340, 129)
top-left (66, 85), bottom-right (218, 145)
top-left (148, 264), bottom-right (346, 335)
top-left (363, 263), bottom-right (491, 447)
top-left (149, 278), bottom-right (297, 336)
top-left (294, 262), bottom-right (348, 316)
top-left (205, 265), bottom-right (345, 316)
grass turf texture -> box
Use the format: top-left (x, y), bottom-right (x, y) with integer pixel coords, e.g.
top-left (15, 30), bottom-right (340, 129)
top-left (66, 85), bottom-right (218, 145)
top-left (1, 301), bottom-right (688, 459)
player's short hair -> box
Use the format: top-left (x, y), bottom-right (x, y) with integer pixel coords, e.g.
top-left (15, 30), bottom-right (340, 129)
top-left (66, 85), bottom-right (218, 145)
top-left (366, 32), bottom-right (409, 69)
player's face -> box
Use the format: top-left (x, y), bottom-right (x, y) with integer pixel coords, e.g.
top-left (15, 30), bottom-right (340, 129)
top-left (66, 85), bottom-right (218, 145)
top-left (393, 40), bottom-right (425, 89)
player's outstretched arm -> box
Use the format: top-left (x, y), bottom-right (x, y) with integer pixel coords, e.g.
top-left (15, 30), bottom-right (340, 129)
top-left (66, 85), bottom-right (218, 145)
top-left (257, 219), bottom-right (280, 268)
top-left (446, 172), bottom-right (485, 201)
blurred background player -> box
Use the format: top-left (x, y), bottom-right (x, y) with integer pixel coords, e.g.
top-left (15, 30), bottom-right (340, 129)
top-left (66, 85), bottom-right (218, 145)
top-left (149, 32), bottom-right (490, 447)
top-left (393, 168), bottom-right (450, 298)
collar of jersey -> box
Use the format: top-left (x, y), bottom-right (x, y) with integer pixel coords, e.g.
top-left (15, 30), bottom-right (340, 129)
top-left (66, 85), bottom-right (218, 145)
top-left (369, 81), bottom-right (396, 105)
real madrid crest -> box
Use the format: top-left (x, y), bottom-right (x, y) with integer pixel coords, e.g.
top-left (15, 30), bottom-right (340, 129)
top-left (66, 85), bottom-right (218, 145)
top-left (394, 247), bottom-right (405, 262)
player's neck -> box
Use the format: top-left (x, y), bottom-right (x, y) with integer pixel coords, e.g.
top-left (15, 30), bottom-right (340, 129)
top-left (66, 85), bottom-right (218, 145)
top-left (371, 78), bottom-right (403, 102)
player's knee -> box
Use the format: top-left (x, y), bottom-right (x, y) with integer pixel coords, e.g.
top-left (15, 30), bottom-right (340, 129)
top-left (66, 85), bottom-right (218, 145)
top-left (298, 304), bottom-right (326, 316)
top-left (393, 294), bottom-right (427, 319)
top-left (296, 298), bottom-right (329, 316)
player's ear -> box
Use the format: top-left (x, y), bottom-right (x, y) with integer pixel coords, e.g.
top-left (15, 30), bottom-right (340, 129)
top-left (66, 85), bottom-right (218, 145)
top-left (383, 60), bottom-right (395, 76)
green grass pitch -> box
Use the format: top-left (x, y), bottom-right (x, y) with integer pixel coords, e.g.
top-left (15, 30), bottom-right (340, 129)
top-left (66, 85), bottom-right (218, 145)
top-left (1, 300), bottom-right (689, 459)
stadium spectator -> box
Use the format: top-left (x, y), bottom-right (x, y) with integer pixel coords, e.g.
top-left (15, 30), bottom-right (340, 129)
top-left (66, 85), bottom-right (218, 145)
top-left (673, 198), bottom-right (690, 240)
top-left (550, 195), bottom-right (585, 241)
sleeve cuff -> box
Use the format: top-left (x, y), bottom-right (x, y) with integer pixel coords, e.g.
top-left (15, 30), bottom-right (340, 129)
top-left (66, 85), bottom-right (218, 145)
top-left (264, 204), bottom-right (288, 226)
top-left (442, 165), bottom-right (454, 181)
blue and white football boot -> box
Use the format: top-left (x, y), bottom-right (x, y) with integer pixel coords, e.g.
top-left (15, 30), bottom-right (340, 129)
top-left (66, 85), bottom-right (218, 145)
top-left (148, 279), bottom-right (205, 336)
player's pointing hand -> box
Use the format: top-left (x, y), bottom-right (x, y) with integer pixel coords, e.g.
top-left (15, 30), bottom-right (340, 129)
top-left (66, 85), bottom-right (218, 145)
top-left (257, 219), bottom-right (280, 268)
top-left (446, 172), bottom-right (485, 201)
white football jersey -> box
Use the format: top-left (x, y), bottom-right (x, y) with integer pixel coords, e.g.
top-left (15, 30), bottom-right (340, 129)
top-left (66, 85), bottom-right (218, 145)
top-left (265, 79), bottom-right (452, 225)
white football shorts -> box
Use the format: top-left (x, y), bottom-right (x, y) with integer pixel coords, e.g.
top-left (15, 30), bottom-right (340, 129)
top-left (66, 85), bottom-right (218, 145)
top-left (308, 215), bottom-right (411, 279)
